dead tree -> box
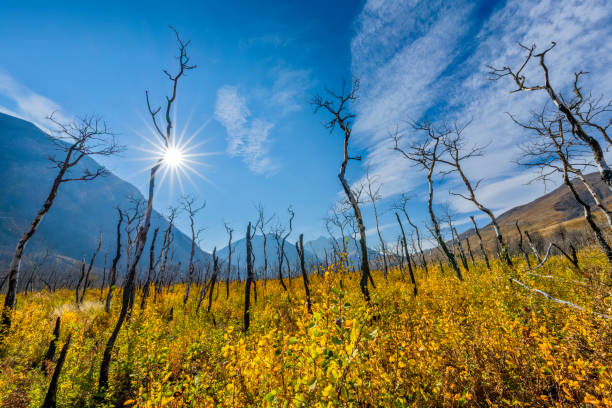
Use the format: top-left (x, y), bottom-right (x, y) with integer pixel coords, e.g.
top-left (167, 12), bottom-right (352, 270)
top-left (42, 334), bottom-right (72, 408)
top-left (255, 203), bottom-right (273, 292)
top-left (440, 123), bottom-right (513, 265)
top-left (312, 78), bottom-right (373, 301)
top-left (515, 221), bottom-right (532, 268)
top-left (1, 115), bottom-right (121, 337)
top-left (154, 207), bottom-right (177, 300)
top-left (489, 42), bottom-right (612, 190)
top-left (207, 248), bottom-right (219, 315)
top-left (181, 195), bottom-right (205, 305)
top-left (273, 206), bottom-right (294, 291)
top-left (395, 213), bottom-right (417, 296)
top-left (296, 234), bottom-right (313, 313)
top-left (465, 235), bottom-right (475, 267)
top-left (365, 171), bottom-right (389, 280)
top-left (105, 208), bottom-right (123, 313)
top-left (99, 27), bottom-right (195, 395)
top-left (99, 254), bottom-right (107, 301)
top-left (393, 123), bottom-right (463, 280)
top-left (75, 232), bottom-right (102, 304)
top-left (447, 212), bottom-right (469, 272)
top-left (224, 223), bottom-right (234, 299)
top-left (517, 113), bottom-right (612, 277)
top-left (470, 216), bottom-right (490, 270)
top-left (41, 316), bottom-right (61, 372)
top-left (243, 222), bottom-right (255, 332)
top-left (195, 261), bottom-right (212, 314)
top-left (524, 230), bottom-right (543, 263)
top-left (140, 227), bottom-right (159, 311)
top-left (394, 194), bottom-right (427, 270)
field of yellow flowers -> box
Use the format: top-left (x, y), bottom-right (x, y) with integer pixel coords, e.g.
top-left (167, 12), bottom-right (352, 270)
top-left (1, 252), bottom-right (611, 407)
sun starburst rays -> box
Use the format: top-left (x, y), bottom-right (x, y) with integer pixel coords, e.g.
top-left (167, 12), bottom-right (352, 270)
top-left (131, 113), bottom-right (219, 197)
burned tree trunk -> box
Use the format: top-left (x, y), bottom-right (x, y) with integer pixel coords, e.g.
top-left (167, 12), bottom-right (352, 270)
top-left (395, 213), bottom-right (417, 296)
top-left (140, 228), bottom-right (159, 311)
top-left (41, 316), bottom-right (61, 372)
top-left (105, 208), bottom-right (123, 313)
top-left (78, 232), bottom-right (102, 304)
top-left (207, 248), bottom-right (219, 314)
top-left (243, 223), bottom-right (254, 332)
top-left (182, 196), bottom-right (205, 306)
top-left (515, 221), bottom-right (532, 268)
top-left (296, 234), bottom-right (313, 314)
top-left (42, 334), bottom-right (72, 408)
top-left (470, 216), bottom-right (490, 270)
top-left (224, 224), bottom-right (233, 300)
top-left (452, 226), bottom-right (470, 272)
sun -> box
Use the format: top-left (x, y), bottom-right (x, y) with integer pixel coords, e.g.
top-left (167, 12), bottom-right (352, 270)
top-left (163, 145), bottom-right (185, 167)
top-left (133, 113), bottom-right (218, 195)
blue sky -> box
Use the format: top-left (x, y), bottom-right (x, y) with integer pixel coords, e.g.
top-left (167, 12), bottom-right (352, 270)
top-left (1, 0), bottom-right (611, 252)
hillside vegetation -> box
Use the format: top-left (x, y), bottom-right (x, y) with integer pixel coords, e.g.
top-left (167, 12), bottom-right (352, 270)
top-left (1, 251), bottom-right (610, 407)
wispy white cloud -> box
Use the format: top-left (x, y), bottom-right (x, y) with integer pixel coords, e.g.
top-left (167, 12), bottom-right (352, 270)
top-left (267, 67), bottom-right (313, 114)
top-left (0, 70), bottom-right (71, 130)
top-left (214, 85), bottom-right (277, 175)
top-left (350, 0), bottom-right (612, 220)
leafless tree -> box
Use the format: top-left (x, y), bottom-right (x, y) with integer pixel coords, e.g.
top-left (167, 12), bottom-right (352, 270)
top-left (516, 112), bottom-right (612, 276)
top-left (224, 223), bottom-right (234, 299)
top-left (395, 213), bottom-right (417, 295)
top-left (1, 114), bottom-right (122, 336)
top-left (445, 208), bottom-right (469, 272)
top-left (438, 124), bottom-right (513, 265)
top-left (244, 222), bottom-right (256, 332)
top-left (154, 207), bottom-right (177, 300)
top-left (470, 216), bottom-right (490, 270)
top-left (105, 208), bottom-right (123, 313)
top-left (207, 248), bottom-right (219, 316)
top-left (41, 316), bottom-right (61, 373)
top-left (515, 221), bottom-right (532, 268)
top-left (272, 206), bottom-right (294, 291)
top-left (99, 27), bottom-right (195, 395)
top-left (394, 195), bottom-right (427, 270)
top-left (140, 227), bottom-right (159, 311)
top-left (393, 122), bottom-right (463, 280)
top-left (312, 78), bottom-right (373, 301)
top-left (255, 203), bottom-right (273, 292)
top-left (42, 334), bottom-right (72, 408)
top-left (364, 171), bottom-right (389, 280)
top-left (76, 232), bottom-right (102, 304)
top-left (296, 233), bottom-right (313, 314)
top-left (181, 195), bottom-right (205, 305)
top-left (489, 42), bottom-right (612, 189)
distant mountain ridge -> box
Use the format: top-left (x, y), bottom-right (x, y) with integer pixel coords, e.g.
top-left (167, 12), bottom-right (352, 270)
top-left (0, 112), bottom-right (211, 279)
top-left (460, 172), bottom-right (612, 244)
top-left (216, 234), bottom-right (379, 275)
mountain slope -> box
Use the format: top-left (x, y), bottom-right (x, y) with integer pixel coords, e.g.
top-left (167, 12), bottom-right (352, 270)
top-left (462, 172), bottom-right (612, 244)
top-left (217, 234), bottom-right (315, 273)
top-left (0, 112), bottom-right (210, 276)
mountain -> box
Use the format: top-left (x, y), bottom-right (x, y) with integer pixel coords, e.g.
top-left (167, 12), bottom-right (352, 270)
top-left (217, 234), bottom-right (315, 274)
top-left (0, 112), bottom-right (211, 279)
top-left (461, 172), bottom-right (612, 244)
top-left (304, 236), bottom-right (379, 266)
